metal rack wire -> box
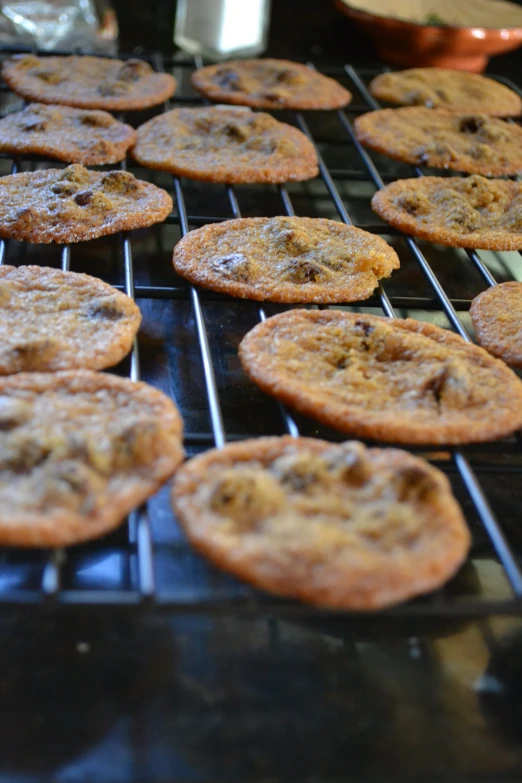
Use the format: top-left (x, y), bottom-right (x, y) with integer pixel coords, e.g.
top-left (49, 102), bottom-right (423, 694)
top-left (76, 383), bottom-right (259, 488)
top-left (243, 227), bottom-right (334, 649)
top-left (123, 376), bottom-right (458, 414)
top-left (0, 51), bottom-right (521, 617)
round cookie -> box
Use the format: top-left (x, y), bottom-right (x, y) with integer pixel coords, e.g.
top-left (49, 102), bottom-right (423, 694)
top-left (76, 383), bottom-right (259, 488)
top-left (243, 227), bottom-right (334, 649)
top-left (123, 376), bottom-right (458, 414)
top-left (131, 107), bottom-right (319, 184)
top-left (0, 164), bottom-right (172, 244)
top-left (0, 103), bottom-right (136, 166)
top-left (470, 282), bottom-right (522, 369)
top-left (369, 69), bottom-right (522, 117)
top-left (354, 108), bottom-right (522, 177)
top-left (239, 310), bottom-right (522, 445)
top-left (0, 370), bottom-right (184, 547)
top-left (173, 216), bottom-right (399, 303)
top-left (191, 58), bottom-right (351, 110)
top-left (371, 175), bottom-right (522, 250)
top-left (2, 54), bottom-right (176, 111)
top-left (172, 436), bottom-right (470, 610)
top-left (0, 266), bottom-right (141, 373)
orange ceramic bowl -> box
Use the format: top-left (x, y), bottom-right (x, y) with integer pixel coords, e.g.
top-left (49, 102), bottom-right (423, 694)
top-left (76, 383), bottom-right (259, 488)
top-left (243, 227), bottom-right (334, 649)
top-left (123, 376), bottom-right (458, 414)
top-left (334, 0), bottom-right (522, 72)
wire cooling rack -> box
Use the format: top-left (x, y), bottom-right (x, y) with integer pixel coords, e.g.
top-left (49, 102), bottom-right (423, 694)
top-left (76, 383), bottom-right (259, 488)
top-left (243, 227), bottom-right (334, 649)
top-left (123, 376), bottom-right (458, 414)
top-left (0, 51), bottom-right (521, 617)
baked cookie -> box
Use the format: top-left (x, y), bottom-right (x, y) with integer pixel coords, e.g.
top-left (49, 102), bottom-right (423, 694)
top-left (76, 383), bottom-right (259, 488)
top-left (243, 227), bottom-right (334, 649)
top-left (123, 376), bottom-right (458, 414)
top-left (131, 107), bottom-right (319, 184)
top-left (0, 164), bottom-right (172, 244)
top-left (0, 266), bottom-right (141, 373)
top-left (369, 69), bottom-right (522, 117)
top-left (191, 58), bottom-right (351, 110)
top-left (354, 108), bottom-right (522, 177)
top-left (2, 54), bottom-right (176, 111)
top-left (239, 310), bottom-right (522, 445)
top-left (173, 216), bottom-right (399, 303)
top-left (0, 103), bottom-right (136, 165)
top-left (470, 282), bottom-right (522, 369)
top-left (372, 175), bottom-right (522, 250)
top-left (0, 370), bottom-right (183, 546)
top-left (172, 436), bottom-right (470, 610)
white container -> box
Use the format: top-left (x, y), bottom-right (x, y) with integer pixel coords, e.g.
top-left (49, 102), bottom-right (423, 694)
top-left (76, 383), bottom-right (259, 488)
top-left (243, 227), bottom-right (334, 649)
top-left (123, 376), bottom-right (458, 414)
top-left (174, 0), bottom-right (271, 60)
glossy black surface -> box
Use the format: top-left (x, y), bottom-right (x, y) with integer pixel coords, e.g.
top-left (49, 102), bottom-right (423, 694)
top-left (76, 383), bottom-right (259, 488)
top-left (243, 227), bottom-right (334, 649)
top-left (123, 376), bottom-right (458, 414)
top-left (0, 37), bottom-right (521, 782)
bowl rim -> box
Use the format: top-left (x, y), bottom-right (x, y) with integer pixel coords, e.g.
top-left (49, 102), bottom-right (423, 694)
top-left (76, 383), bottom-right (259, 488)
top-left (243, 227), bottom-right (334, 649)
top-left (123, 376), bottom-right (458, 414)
top-left (334, 0), bottom-right (522, 33)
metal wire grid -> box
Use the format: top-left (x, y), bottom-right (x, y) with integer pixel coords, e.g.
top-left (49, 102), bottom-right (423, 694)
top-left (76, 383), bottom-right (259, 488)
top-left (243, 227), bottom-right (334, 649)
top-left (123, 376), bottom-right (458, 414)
top-left (0, 52), bottom-right (520, 616)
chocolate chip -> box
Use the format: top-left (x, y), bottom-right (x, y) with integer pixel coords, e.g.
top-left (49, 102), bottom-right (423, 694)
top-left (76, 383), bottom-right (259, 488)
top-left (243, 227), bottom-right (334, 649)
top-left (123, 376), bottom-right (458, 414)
top-left (275, 69), bottom-right (297, 84)
top-left (79, 112), bottom-right (112, 128)
top-left (86, 301), bottom-right (124, 320)
top-left (213, 253), bottom-right (250, 281)
top-left (101, 170), bottom-right (138, 194)
top-left (258, 91), bottom-right (285, 103)
top-left (74, 191), bottom-right (92, 206)
top-left (355, 319), bottom-right (374, 337)
top-left (118, 59), bottom-right (151, 82)
top-left (459, 116), bottom-right (485, 134)
top-left (216, 69), bottom-right (241, 90)
top-left (423, 368), bottom-right (448, 405)
top-left (223, 123), bottom-right (249, 142)
top-left (395, 465), bottom-right (437, 502)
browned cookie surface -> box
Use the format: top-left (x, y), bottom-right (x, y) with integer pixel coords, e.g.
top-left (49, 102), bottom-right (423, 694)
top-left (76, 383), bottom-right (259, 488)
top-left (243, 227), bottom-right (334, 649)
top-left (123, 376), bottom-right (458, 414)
top-left (172, 436), bottom-right (470, 610)
top-left (0, 164), bottom-right (172, 243)
top-left (0, 370), bottom-right (183, 546)
top-left (131, 107), bottom-right (319, 184)
top-left (372, 175), bottom-right (522, 250)
top-left (354, 108), bottom-right (522, 177)
top-left (2, 55), bottom-right (176, 111)
top-left (239, 310), bottom-right (522, 445)
top-left (0, 103), bottom-right (136, 165)
top-left (173, 217), bottom-right (399, 303)
top-left (370, 69), bottom-right (522, 117)
top-left (470, 282), bottom-right (522, 369)
top-left (191, 58), bottom-right (351, 110)
top-left (0, 266), bottom-right (141, 373)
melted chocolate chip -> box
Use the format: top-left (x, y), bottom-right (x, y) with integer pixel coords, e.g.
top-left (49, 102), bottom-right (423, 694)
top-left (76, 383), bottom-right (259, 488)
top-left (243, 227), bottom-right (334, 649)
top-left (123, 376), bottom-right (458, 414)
top-left (459, 116), bottom-right (486, 134)
top-left (355, 320), bottom-right (374, 337)
top-left (216, 69), bottom-right (241, 90)
top-left (86, 301), bottom-right (124, 321)
top-left (74, 191), bottom-right (92, 207)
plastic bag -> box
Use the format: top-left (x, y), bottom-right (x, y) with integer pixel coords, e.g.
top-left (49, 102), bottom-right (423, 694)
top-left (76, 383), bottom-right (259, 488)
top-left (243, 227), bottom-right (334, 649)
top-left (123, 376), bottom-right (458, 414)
top-left (0, 0), bottom-right (117, 52)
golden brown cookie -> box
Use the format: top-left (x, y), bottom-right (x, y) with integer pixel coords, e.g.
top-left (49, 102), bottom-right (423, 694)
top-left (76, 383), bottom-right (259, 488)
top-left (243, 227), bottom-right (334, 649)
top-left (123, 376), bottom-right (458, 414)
top-left (0, 370), bottom-right (183, 547)
top-left (0, 266), bottom-right (141, 373)
top-left (354, 108), bottom-right (522, 177)
top-left (370, 69), bottom-right (522, 117)
top-left (239, 310), bottom-right (522, 445)
top-left (2, 54), bottom-right (176, 111)
top-left (0, 164), bottom-right (172, 244)
top-left (172, 436), bottom-right (470, 610)
top-left (470, 282), bottom-right (522, 369)
top-left (191, 58), bottom-right (351, 110)
top-left (172, 216), bottom-right (399, 303)
top-left (131, 107), bottom-right (319, 184)
top-left (0, 103), bottom-right (136, 165)
top-left (371, 175), bottom-right (522, 250)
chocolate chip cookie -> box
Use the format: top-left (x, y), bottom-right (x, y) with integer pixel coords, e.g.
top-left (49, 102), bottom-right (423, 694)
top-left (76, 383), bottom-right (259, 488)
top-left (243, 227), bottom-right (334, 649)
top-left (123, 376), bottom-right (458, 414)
top-left (191, 58), bottom-right (351, 110)
top-left (2, 54), bottom-right (176, 111)
top-left (239, 310), bottom-right (522, 444)
top-left (172, 436), bottom-right (470, 610)
top-left (0, 164), bottom-right (172, 244)
top-left (470, 282), bottom-right (522, 369)
top-left (0, 370), bottom-right (183, 546)
top-left (370, 69), bottom-right (522, 117)
top-left (173, 216), bottom-right (399, 303)
top-left (131, 107), bottom-right (319, 184)
top-left (354, 108), bottom-right (522, 177)
top-left (372, 175), bottom-right (522, 250)
top-left (0, 266), bottom-right (141, 373)
top-left (0, 103), bottom-right (136, 165)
